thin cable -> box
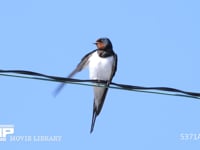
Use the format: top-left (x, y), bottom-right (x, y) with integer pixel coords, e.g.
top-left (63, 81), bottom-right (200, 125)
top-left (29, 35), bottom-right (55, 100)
top-left (0, 73), bottom-right (199, 100)
top-left (0, 69), bottom-right (199, 100)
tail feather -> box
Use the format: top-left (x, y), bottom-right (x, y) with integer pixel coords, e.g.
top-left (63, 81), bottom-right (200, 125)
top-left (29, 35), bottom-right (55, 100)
top-left (90, 83), bottom-right (109, 133)
top-left (90, 107), bottom-right (98, 133)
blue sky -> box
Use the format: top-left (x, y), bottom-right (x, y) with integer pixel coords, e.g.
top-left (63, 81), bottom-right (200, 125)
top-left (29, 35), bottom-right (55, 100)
top-left (0, 0), bottom-right (200, 149)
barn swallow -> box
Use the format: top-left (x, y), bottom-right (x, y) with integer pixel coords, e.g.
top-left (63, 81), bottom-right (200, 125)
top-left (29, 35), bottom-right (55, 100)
top-left (54, 37), bottom-right (117, 133)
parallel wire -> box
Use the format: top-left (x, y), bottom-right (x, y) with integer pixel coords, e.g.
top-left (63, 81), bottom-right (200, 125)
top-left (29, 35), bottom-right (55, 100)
top-left (0, 69), bottom-right (200, 100)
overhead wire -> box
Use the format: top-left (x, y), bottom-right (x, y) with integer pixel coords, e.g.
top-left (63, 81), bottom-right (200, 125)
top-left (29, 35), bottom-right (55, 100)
top-left (0, 69), bottom-right (199, 100)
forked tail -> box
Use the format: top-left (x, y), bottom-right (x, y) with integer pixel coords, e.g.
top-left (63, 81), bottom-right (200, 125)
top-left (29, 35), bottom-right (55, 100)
top-left (90, 108), bottom-right (98, 133)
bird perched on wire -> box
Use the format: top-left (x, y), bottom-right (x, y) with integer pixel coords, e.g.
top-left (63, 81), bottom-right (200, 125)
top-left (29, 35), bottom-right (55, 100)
top-left (54, 37), bottom-right (118, 133)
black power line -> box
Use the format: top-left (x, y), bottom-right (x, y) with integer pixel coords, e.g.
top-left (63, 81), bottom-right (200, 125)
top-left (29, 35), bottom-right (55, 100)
top-left (0, 69), bottom-right (199, 99)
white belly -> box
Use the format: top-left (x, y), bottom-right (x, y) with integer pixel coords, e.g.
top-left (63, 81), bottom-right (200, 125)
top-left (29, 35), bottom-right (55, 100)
top-left (88, 51), bottom-right (114, 80)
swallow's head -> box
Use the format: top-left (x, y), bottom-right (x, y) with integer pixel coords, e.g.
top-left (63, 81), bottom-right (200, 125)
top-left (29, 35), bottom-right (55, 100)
top-left (94, 37), bottom-right (113, 50)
